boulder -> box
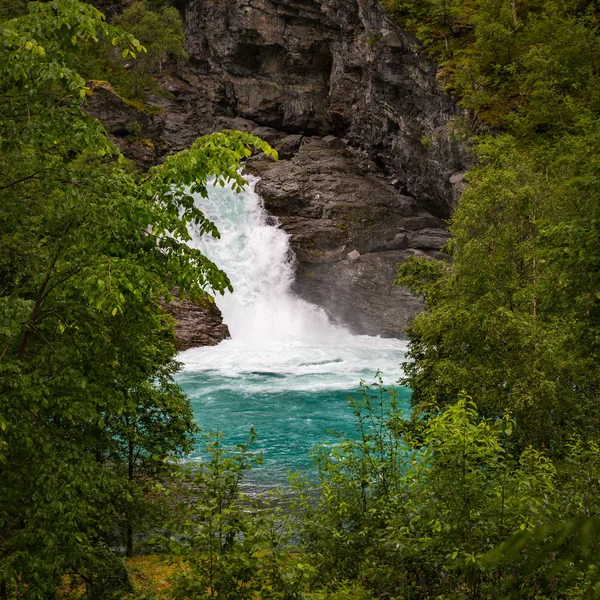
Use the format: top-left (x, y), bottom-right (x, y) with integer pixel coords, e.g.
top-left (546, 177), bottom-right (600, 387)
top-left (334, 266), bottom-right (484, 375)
top-left (161, 294), bottom-right (230, 351)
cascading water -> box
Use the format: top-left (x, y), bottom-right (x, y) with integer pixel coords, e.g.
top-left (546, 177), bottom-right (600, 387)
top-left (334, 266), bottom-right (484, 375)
top-left (187, 176), bottom-right (347, 344)
top-left (177, 177), bottom-right (409, 488)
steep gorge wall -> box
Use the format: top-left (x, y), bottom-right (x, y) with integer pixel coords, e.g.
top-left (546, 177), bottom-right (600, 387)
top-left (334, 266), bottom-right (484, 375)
top-left (89, 0), bottom-right (468, 339)
top-left (174, 0), bottom-right (466, 217)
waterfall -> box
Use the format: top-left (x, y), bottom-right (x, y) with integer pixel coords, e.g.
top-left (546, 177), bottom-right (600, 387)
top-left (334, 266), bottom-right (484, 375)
top-left (188, 176), bottom-right (347, 343)
top-left (180, 175), bottom-right (406, 386)
top-left (177, 177), bottom-right (408, 484)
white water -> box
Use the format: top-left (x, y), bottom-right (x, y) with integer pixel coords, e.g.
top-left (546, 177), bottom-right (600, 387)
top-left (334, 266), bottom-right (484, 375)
top-left (179, 177), bottom-right (406, 388)
top-left (189, 176), bottom-right (346, 343)
top-left (177, 177), bottom-right (408, 483)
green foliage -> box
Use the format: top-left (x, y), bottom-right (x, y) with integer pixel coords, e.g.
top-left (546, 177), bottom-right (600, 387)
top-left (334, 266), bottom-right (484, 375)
top-left (381, 1), bottom-right (600, 594)
top-left (396, 127), bottom-right (600, 451)
top-left (290, 376), bottom-right (408, 587)
top-left (481, 517), bottom-right (600, 598)
top-left (383, 4), bottom-right (600, 453)
top-left (163, 430), bottom-right (312, 600)
top-left (165, 430), bottom-right (266, 599)
top-left (293, 381), bottom-right (600, 599)
top-left (301, 583), bottom-right (374, 600)
top-left (84, 543), bottom-right (134, 600)
top-left (0, 0), bottom-right (28, 19)
top-left (381, 0), bottom-right (600, 133)
top-left (114, 1), bottom-right (188, 73)
top-left (0, 1), bottom-right (275, 596)
top-left (77, 0), bottom-right (188, 101)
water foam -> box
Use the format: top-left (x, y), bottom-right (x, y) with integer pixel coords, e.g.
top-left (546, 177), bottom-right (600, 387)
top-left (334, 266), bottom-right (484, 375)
top-left (188, 176), bottom-right (348, 344)
top-left (179, 177), bottom-right (408, 483)
top-left (179, 337), bottom-right (406, 393)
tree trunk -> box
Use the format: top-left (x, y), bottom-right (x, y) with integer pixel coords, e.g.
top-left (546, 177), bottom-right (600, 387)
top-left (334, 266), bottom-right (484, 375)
top-left (126, 523), bottom-right (133, 559)
top-left (126, 434), bottom-right (134, 558)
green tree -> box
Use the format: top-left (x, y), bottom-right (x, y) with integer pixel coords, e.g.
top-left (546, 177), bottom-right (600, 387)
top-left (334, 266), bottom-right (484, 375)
top-left (166, 430), bottom-right (265, 600)
top-left (380, 0), bottom-right (600, 455)
top-left (295, 384), bottom-right (600, 599)
top-left (377, 2), bottom-right (600, 593)
top-left (113, 0), bottom-right (188, 74)
top-left (381, 0), bottom-right (600, 133)
top-left (100, 305), bottom-right (198, 558)
top-left (0, 1), bottom-right (275, 596)
top-left (74, 0), bottom-right (188, 101)
top-left (396, 128), bottom-right (600, 451)
top-left (164, 430), bottom-right (312, 600)
top-left (291, 376), bottom-right (408, 588)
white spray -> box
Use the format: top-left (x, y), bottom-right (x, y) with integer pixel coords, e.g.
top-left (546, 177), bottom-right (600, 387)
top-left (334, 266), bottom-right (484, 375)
top-left (188, 176), bottom-right (347, 343)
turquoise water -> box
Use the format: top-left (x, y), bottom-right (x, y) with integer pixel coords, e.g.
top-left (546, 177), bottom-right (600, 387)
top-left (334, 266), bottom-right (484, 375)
top-left (178, 178), bottom-right (409, 490)
top-left (177, 340), bottom-right (409, 490)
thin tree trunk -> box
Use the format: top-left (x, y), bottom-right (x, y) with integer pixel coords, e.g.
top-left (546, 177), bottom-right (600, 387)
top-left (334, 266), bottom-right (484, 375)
top-left (16, 220), bottom-right (72, 360)
top-left (126, 523), bottom-right (133, 559)
top-left (126, 436), bottom-right (134, 558)
top-left (532, 256), bottom-right (537, 317)
top-left (511, 0), bottom-right (518, 27)
top-left (17, 258), bottom-right (57, 360)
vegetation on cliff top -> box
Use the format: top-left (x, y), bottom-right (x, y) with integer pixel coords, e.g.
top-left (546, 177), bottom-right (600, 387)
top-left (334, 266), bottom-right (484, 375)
top-left (381, 0), bottom-right (600, 134)
top-left (77, 0), bottom-right (188, 101)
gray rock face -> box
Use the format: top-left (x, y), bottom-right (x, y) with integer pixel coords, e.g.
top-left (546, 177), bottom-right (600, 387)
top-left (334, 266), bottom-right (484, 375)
top-left (176, 0), bottom-right (466, 218)
top-left (86, 82), bottom-right (166, 169)
top-left (250, 137), bottom-right (448, 337)
top-left (90, 0), bottom-right (466, 214)
top-left (88, 0), bottom-right (466, 342)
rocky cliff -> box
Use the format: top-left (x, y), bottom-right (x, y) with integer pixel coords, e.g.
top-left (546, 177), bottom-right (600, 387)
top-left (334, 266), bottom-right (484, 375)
top-left (249, 136), bottom-right (449, 337)
top-left (88, 0), bottom-right (467, 339)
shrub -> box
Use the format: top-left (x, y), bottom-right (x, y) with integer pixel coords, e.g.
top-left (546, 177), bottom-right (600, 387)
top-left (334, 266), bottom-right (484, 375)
top-left (293, 377), bottom-right (600, 598)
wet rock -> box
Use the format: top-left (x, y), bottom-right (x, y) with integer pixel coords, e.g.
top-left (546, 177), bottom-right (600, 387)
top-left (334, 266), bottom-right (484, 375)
top-left (177, 0), bottom-right (468, 217)
top-left (250, 126), bottom-right (284, 145)
top-left (85, 82), bottom-right (165, 170)
top-left (275, 134), bottom-right (304, 159)
top-left (450, 171), bottom-right (467, 193)
top-left (322, 136), bottom-right (347, 150)
top-left (297, 251), bottom-right (424, 339)
top-left (407, 229), bottom-right (451, 250)
top-left (161, 294), bottom-right (230, 350)
top-left (255, 137), bottom-right (445, 337)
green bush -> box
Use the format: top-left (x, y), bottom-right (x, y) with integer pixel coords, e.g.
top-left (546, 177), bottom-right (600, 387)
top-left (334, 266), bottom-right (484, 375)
top-left (292, 377), bottom-right (600, 599)
top-left (85, 544), bottom-right (134, 600)
top-left (78, 0), bottom-right (188, 100)
top-left (113, 1), bottom-right (188, 75)
top-left (160, 430), bottom-right (312, 600)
